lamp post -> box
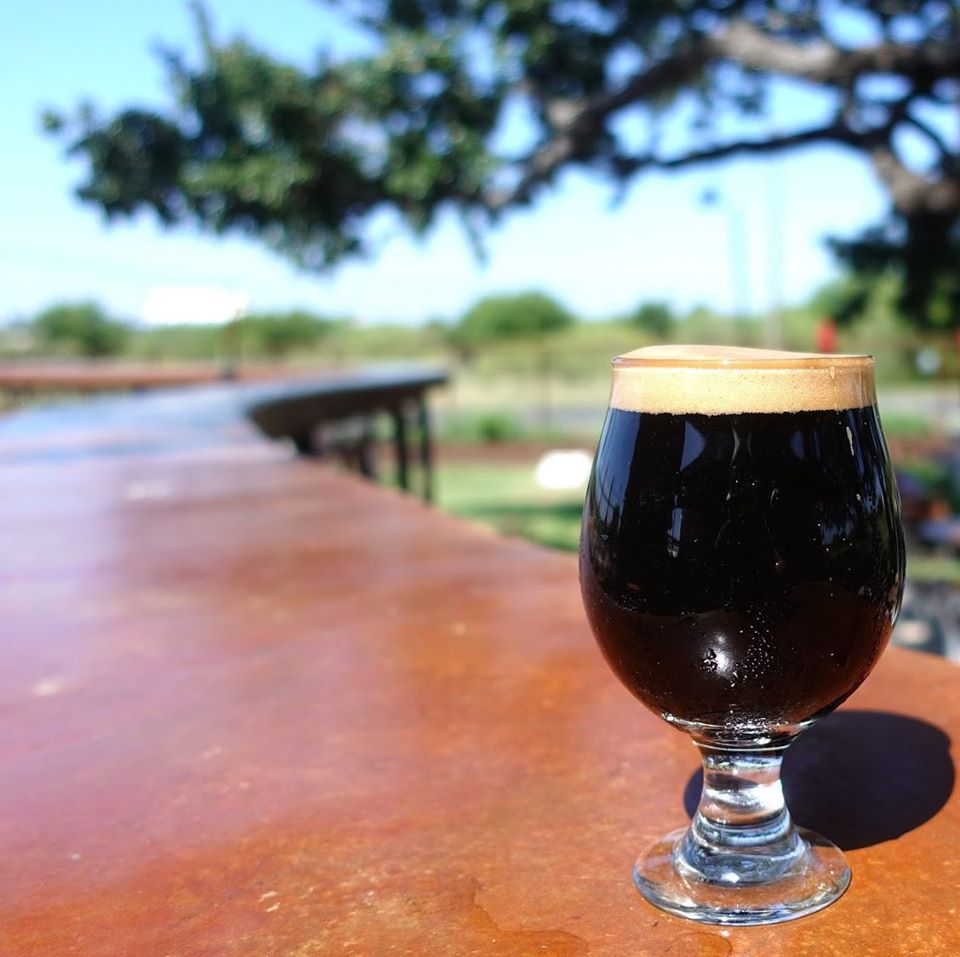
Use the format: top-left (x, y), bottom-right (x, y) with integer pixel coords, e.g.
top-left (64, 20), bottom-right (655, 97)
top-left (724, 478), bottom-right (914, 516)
top-left (700, 188), bottom-right (750, 341)
top-left (765, 150), bottom-right (786, 349)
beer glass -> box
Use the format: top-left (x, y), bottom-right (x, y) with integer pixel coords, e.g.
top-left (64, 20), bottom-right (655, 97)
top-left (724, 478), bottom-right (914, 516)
top-left (580, 346), bottom-right (904, 925)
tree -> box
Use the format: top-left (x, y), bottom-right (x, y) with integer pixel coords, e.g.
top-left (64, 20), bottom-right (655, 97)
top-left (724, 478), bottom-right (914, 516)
top-left (630, 302), bottom-right (675, 337)
top-left (806, 275), bottom-right (879, 328)
top-left (457, 292), bottom-right (575, 347)
top-left (46, 2), bottom-right (959, 322)
top-left (30, 302), bottom-right (129, 358)
top-left (240, 310), bottom-right (338, 358)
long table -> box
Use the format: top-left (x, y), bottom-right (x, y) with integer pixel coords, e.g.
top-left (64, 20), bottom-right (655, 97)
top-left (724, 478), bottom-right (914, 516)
top-left (1, 388), bottom-right (959, 955)
top-left (0, 366), bottom-right (447, 499)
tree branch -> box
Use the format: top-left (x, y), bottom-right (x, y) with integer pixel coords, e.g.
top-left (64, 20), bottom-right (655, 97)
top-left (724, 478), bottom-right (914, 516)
top-left (490, 43), bottom-right (713, 210)
top-left (713, 20), bottom-right (960, 86)
top-left (869, 143), bottom-right (960, 214)
top-left (903, 111), bottom-right (954, 165)
top-left (484, 119), bottom-right (865, 211)
top-left (485, 19), bottom-right (960, 211)
top-left (606, 120), bottom-right (862, 179)
top-left (712, 21), bottom-right (840, 81)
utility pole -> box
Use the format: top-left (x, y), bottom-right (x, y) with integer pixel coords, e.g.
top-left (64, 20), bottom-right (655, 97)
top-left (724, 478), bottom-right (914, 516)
top-left (765, 148), bottom-right (786, 348)
top-left (701, 188), bottom-right (751, 343)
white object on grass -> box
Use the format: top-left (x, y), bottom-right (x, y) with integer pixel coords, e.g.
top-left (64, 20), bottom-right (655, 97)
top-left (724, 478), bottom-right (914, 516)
top-left (534, 450), bottom-right (593, 490)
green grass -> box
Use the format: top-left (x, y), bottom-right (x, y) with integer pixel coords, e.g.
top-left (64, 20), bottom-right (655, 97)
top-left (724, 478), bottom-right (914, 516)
top-left (439, 410), bottom-right (579, 445)
top-left (437, 462), bottom-right (584, 551)
top-left (436, 460), bottom-right (960, 585)
top-left (906, 556), bottom-right (960, 585)
top-left (882, 412), bottom-right (933, 440)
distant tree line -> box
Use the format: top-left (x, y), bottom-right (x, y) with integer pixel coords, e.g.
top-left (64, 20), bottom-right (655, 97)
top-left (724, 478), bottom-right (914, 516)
top-left (3, 272), bottom-right (947, 371)
top-left (1, 303), bottom-right (347, 360)
top-left (1, 290), bottom-right (683, 361)
top-left (27, 302), bottom-right (130, 358)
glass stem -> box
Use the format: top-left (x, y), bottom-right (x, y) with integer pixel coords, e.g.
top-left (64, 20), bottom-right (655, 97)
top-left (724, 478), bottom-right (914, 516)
top-left (677, 744), bottom-right (805, 886)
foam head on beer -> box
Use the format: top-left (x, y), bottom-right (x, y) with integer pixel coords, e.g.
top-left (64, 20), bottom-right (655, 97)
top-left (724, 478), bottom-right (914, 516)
top-left (610, 345), bottom-right (876, 416)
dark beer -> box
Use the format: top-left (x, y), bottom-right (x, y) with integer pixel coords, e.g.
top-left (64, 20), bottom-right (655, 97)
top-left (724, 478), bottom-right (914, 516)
top-left (580, 350), bottom-right (904, 738)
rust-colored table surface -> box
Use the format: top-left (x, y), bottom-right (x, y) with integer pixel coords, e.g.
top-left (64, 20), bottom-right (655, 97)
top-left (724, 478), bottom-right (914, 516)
top-left (0, 362), bottom-right (294, 391)
top-left (2, 448), bottom-right (959, 955)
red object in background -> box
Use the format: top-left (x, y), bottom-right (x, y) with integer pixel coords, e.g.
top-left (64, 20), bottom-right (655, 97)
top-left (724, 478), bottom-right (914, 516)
top-left (817, 317), bottom-right (838, 353)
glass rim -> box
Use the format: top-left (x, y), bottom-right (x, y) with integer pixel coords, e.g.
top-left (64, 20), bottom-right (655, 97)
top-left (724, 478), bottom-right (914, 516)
top-left (612, 347), bottom-right (874, 370)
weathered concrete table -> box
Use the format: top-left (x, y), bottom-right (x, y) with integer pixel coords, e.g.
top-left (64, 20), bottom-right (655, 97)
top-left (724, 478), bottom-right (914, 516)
top-left (0, 386), bottom-right (957, 956)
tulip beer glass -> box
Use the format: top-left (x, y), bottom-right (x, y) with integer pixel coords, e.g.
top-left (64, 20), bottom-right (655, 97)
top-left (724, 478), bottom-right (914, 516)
top-left (580, 346), bottom-right (904, 925)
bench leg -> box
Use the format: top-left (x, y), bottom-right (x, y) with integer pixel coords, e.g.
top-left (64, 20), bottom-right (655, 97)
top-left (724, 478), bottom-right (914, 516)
top-left (292, 429), bottom-right (320, 457)
top-left (417, 397), bottom-right (434, 504)
top-left (356, 419), bottom-right (378, 480)
top-left (392, 408), bottom-right (409, 492)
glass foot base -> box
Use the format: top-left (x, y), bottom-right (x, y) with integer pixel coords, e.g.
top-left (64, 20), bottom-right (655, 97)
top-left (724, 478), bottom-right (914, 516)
top-left (633, 826), bottom-right (850, 926)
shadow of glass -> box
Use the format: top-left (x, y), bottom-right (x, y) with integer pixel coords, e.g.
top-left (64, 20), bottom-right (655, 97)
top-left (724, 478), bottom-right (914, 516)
top-left (682, 710), bottom-right (954, 850)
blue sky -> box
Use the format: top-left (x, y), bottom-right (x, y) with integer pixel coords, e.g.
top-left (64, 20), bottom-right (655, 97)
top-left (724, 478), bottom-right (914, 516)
top-left (0, 0), bottom-right (897, 324)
